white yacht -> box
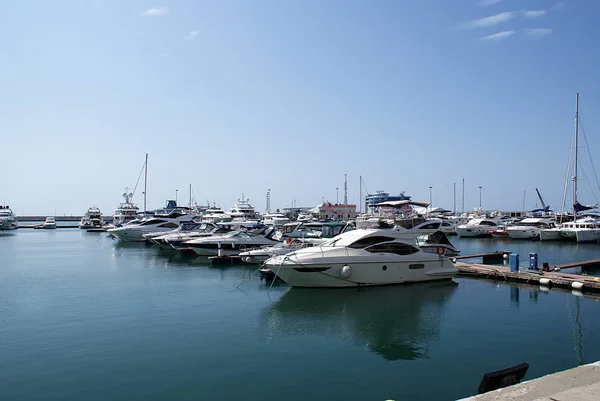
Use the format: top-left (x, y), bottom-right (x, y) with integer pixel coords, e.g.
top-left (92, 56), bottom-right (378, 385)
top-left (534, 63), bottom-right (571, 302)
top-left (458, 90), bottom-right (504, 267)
top-left (42, 217), bottom-right (57, 229)
top-left (456, 218), bottom-right (500, 238)
top-left (0, 206), bottom-right (18, 230)
top-left (79, 206), bottom-right (104, 231)
top-left (107, 204), bottom-right (195, 242)
top-left (241, 222), bottom-right (355, 264)
top-left (113, 190), bottom-right (140, 227)
top-left (264, 227), bottom-right (456, 288)
top-left (185, 226), bottom-right (277, 256)
top-left (561, 217), bottom-right (600, 243)
top-left (262, 213), bottom-right (290, 226)
top-left (229, 196), bottom-right (260, 221)
top-left (145, 222), bottom-right (217, 249)
top-left (506, 217), bottom-right (555, 240)
top-left (202, 208), bottom-right (232, 223)
top-left (240, 239), bottom-right (311, 264)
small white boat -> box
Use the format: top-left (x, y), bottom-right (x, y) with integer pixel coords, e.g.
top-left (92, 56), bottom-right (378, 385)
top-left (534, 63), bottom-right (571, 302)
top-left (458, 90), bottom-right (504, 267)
top-left (42, 217), bottom-right (57, 229)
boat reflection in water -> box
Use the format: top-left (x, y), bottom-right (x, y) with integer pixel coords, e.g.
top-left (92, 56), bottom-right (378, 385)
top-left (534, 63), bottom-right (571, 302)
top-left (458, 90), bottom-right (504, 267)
top-left (264, 281), bottom-right (458, 361)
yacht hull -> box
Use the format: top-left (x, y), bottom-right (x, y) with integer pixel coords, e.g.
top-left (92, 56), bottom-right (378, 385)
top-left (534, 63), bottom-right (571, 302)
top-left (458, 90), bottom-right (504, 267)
top-left (506, 228), bottom-right (539, 240)
top-left (456, 227), bottom-right (493, 238)
top-left (270, 260), bottom-right (456, 288)
top-left (575, 230), bottom-right (600, 243)
top-left (539, 229), bottom-right (564, 241)
top-left (0, 220), bottom-right (18, 230)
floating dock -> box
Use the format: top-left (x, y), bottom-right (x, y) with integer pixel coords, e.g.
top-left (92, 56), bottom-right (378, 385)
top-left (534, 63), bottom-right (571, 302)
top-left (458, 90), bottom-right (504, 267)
top-left (456, 261), bottom-right (600, 294)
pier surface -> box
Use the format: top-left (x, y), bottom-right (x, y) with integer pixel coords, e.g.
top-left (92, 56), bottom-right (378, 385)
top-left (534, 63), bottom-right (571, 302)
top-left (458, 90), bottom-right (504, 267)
top-left (456, 262), bottom-right (600, 293)
top-left (460, 361), bottom-right (600, 400)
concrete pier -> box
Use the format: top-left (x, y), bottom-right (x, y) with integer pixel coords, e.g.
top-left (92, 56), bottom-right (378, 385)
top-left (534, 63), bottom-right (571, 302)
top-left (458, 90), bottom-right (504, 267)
top-left (460, 361), bottom-right (600, 400)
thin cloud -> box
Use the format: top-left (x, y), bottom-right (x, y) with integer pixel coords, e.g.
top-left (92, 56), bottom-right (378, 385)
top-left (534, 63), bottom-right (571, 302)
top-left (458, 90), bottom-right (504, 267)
top-left (159, 53), bottom-right (169, 58)
top-left (524, 28), bottom-right (552, 38)
top-left (551, 2), bottom-right (565, 11)
top-left (184, 30), bottom-right (200, 40)
top-left (460, 12), bottom-right (516, 29)
top-left (522, 10), bottom-right (546, 18)
top-left (481, 30), bottom-right (515, 41)
top-left (141, 7), bottom-right (169, 16)
top-left (477, 0), bottom-right (502, 6)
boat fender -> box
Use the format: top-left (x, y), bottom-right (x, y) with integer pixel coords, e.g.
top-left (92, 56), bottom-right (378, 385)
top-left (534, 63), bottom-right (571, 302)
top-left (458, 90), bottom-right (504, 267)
top-left (340, 265), bottom-right (352, 278)
top-left (539, 278), bottom-right (552, 286)
top-left (503, 253), bottom-right (509, 260)
top-left (572, 281), bottom-right (584, 290)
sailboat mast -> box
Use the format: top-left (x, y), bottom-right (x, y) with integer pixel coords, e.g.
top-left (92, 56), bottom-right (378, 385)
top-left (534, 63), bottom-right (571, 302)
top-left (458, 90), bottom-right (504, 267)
top-left (359, 176), bottom-right (362, 214)
top-left (143, 153), bottom-right (148, 214)
top-left (574, 93), bottom-right (579, 221)
top-left (453, 182), bottom-right (456, 214)
top-left (189, 184), bottom-right (192, 212)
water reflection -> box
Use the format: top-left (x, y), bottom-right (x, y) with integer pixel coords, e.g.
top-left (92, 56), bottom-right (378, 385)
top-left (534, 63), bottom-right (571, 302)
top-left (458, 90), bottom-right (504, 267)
top-left (264, 281), bottom-right (458, 361)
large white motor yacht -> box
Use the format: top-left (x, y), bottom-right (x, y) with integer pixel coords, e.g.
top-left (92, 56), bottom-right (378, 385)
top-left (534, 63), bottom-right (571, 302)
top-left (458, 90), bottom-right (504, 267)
top-left (264, 227), bottom-right (457, 288)
top-left (0, 206), bottom-right (18, 230)
top-left (79, 206), bottom-right (104, 231)
top-left (113, 190), bottom-right (140, 227)
top-left (108, 204), bottom-right (195, 242)
top-left (229, 196), bottom-right (260, 221)
top-left (506, 217), bottom-right (555, 240)
top-left (185, 226), bottom-right (277, 256)
top-left (202, 208), bottom-right (232, 223)
top-left (456, 218), bottom-right (500, 238)
top-left (145, 222), bottom-right (219, 250)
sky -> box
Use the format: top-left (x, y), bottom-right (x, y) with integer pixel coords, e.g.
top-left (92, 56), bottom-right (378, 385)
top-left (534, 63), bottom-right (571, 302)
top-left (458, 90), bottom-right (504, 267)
top-left (2, 0), bottom-right (600, 216)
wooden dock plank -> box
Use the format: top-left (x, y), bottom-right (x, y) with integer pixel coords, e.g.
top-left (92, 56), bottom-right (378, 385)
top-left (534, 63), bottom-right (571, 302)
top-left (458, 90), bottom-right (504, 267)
top-left (455, 262), bottom-right (600, 293)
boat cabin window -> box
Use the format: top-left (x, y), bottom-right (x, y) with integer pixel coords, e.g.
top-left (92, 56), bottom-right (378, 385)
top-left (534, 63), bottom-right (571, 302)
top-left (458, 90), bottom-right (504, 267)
top-left (419, 222), bottom-right (441, 230)
top-left (366, 242), bottom-right (420, 255)
top-left (159, 222), bottom-right (179, 229)
top-left (140, 219), bottom-right (167, 226)
top-left (480, 221), bottom-right (497, 226)
top-left (348, 236), bottom-right (396, 249)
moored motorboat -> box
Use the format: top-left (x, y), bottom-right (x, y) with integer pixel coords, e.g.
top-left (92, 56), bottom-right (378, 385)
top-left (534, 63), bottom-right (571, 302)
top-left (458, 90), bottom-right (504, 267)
top-left (185, 226), bottom-right (277, 256)
top-left (41, 217), bottom-right (56, 229)
top-left (80, 206), bottom-right (104, 232)
top-left (264, 227), bottom-right (457, 288)
top-left (506, 217), bottom-right (555, 240)
top-left (0, 205), bottom-right (18, 230)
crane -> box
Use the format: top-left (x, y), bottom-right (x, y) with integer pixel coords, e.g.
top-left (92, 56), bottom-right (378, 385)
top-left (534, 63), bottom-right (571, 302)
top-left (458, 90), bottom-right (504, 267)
top-left (535, 188), bottom-right (550, 212)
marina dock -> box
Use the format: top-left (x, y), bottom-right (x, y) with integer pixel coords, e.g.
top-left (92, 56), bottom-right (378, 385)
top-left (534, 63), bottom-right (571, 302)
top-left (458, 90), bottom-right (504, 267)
top-left (456, 261), bottom-right (600, 294)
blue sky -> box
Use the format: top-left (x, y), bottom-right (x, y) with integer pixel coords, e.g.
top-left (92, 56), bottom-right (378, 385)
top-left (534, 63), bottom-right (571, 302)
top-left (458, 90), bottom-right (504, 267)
top-left (2, 0), bottom-right (600, 215)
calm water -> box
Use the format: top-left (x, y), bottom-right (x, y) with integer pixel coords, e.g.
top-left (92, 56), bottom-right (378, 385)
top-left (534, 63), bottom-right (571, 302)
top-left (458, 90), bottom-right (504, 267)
top-left (2, 230), bottom-right (600, 400)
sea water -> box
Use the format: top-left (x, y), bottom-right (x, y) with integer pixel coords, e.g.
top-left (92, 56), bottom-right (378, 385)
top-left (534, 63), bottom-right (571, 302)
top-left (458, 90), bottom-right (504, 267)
top-left (1, 229), bottom-right (599, 400)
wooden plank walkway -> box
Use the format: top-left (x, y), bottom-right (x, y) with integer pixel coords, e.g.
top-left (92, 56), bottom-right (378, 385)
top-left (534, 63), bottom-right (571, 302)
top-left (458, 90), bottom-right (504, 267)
top-left (553, 258), bottom-right (600, 271)
top-left (456, 262), bottom-right (600, 293)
